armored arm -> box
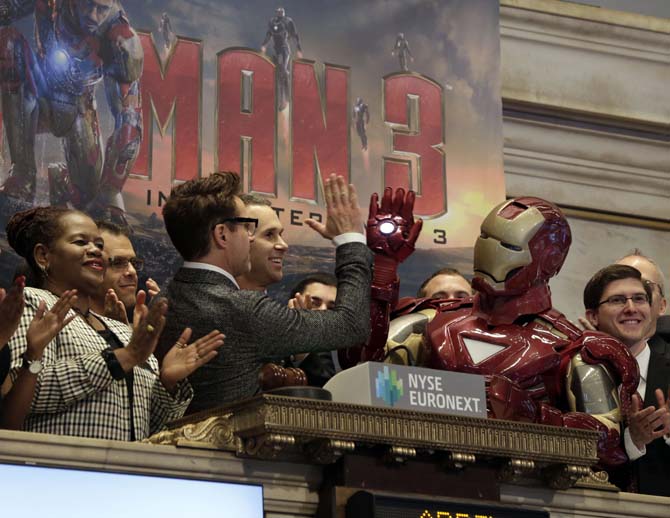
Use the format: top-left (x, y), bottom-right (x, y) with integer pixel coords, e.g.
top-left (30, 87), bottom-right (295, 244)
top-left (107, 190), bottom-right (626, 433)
top-left (563, 351), bottom-right (629, 466)
top-left (261, 24), bottom-right (272, 49)
top-left (99, 22), bottom-right (143, 198)
top-left (489, 371), bottom-right (628, 467)
top-left (488, 331), bottom-right (639, 467)
top-left (101, 75), bottom-right (142, 188)
top-left (287, 18), bottom-right (302, 52)
top-left (0, 0), bottom-right (36, 25)
top-left (576, 331), bottom-right (639, 417)
top-left (385, 309), bottom-right (435, 365)
top-left (567, 331), bottom-right (639, 467)
top-left (339, 187), bottom-right (422, 368)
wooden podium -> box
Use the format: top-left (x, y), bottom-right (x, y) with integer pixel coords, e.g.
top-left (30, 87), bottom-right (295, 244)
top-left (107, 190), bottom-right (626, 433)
top-left (1, 395), bottom-right (668, 517)
top-left (146, 394), bottom-right (618, 517)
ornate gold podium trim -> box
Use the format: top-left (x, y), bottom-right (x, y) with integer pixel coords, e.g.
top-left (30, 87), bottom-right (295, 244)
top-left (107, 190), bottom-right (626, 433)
top-left (147, 394), bottom-right (603, 489)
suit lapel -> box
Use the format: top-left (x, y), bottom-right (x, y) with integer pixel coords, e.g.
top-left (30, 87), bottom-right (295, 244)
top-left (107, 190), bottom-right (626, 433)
top-left (644, 335), bottom-right (670, 407)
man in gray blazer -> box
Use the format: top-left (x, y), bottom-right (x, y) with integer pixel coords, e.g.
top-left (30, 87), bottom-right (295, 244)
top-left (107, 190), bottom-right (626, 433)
top-left (157, 171), bottom-right (373, 412)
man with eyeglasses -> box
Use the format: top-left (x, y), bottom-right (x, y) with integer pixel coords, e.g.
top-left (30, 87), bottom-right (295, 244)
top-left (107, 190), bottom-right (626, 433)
top-left (581, 250), bottom-right (668, 337)
top-left (90, 221), bottom-right (159, 323)
top-left (584, 264), bottom-right (670, 496)
top-left (157, 171), bottom-right (374, 412)
top-left (236, 193), bottom-right (288, 291)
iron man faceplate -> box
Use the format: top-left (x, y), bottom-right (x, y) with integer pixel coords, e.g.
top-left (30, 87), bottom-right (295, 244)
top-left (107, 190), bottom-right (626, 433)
top-left (475, 197), bottom-right (569, 294)
top-left (353, 194), bottom-right (639, 468)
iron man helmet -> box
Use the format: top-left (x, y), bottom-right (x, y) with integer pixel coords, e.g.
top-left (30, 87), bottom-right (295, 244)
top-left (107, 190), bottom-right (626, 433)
top-left (473, 197), bottom-right (571, 295)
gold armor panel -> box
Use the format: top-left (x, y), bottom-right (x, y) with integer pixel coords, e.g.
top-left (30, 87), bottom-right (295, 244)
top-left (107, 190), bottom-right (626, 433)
top-left (473, 200), bottom-right (545, 289)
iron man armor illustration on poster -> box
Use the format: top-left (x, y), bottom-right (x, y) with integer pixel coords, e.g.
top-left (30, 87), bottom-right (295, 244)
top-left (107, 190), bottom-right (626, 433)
top-left (342, 191), bottom-right (640, 468)
top-left (0, 0), bottom-right (142, 224)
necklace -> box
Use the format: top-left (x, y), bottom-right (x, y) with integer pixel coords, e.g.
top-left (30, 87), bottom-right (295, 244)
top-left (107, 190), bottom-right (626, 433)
top-left (72, 306), bottom-right (106, 331)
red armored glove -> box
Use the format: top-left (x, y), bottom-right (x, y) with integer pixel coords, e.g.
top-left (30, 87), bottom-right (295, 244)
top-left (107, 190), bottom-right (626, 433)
top-left (576, 331), bottom-right (640, 417)
top-left (367, 187), bottom-right (423, 275)
top-left (488, 372), bottom-right (629, 467)
top-left (339, 187), bottom-right (422, 367)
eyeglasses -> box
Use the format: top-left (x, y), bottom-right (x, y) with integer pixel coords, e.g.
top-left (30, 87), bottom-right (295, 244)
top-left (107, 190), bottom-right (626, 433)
top-left (216, 217), bottom-right (258, 236)
top-left (108, 256), bottom-right (145, 272)
top-left (597, 293), bottom-right (649, 308)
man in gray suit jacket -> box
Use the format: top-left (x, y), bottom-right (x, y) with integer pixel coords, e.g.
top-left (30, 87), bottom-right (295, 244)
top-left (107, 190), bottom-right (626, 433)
top-left (157, 171), bottom-right (373, 412)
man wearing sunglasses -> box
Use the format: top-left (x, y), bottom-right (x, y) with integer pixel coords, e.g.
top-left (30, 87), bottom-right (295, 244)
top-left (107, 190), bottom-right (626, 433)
top-left (90, 221), bottom-right (158, 322)
top-left (584, 264), bottom-right (670, 496)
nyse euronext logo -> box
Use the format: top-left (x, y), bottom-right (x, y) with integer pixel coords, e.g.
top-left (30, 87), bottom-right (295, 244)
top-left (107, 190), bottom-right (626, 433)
top-left (375, 366), bottom-right (404, 406)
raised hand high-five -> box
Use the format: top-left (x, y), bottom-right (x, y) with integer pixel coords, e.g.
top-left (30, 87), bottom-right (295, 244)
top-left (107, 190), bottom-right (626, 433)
top-left (367, 187), bottom-right (422, 264)
top-left (305, 174), bottom-right (363, 240)
top-left (339, 187), bottom-right (423, 368)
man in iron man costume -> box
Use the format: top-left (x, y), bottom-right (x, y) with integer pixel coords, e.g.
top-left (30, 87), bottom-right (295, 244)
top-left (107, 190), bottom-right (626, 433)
top-left (342, 189), bottom-right (640, 468)
top-left (0, 0), bottom-right (142, 223)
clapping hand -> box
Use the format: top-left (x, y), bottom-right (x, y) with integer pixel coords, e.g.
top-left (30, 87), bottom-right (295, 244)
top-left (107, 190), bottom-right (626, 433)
top-left (116, 296), bottom-right (167, 372)
top-left (26, 290), bottom-right (77, 360)
top-left (628, 390), bottom-right (670, 450)
top-left (103, 288), bottom-right (129, 324)
top-left (0, 276), bottom-right (25, 347)
top-left (367, 187), bottom-right (422, 263)
top-left (578, 316), bottom-right (596, 331)
top-left (160, 328), bottom-right (225, 392)
top-left (145, 278), bottom-right (160, 298)
top-left (104, 282), bottom-right (160, 326)
top-left (288, 292), bottom-right (313, 310)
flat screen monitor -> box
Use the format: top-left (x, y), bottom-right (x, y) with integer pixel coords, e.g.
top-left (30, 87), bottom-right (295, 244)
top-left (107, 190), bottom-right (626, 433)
top-left (0, 462), bottom-right (264, 517)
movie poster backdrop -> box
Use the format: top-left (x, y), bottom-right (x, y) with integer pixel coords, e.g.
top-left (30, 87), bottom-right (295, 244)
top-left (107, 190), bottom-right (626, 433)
top-left (0, 0), bottom-right (505, 300)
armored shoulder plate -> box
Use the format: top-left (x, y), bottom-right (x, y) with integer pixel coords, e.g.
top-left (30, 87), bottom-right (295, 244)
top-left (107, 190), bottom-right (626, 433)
top-left (385, 309), bottom-right (436, 366)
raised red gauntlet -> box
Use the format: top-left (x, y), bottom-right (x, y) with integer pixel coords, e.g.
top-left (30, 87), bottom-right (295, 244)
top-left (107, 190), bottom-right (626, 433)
top-left (338, 187), bottom-right (422, 368)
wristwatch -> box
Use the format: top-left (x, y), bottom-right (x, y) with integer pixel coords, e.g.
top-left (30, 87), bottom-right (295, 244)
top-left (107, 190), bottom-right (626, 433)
top-left (21, 353), bottom-right (44, 375)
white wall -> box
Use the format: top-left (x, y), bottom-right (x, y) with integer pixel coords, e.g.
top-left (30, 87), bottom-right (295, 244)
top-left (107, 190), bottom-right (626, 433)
top-left (500, 0), bottom-right (669, 321)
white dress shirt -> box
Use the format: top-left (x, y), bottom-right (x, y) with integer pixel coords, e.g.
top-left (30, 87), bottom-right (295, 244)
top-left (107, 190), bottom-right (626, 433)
top-left (624, 343), bottom-right (670, 460)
